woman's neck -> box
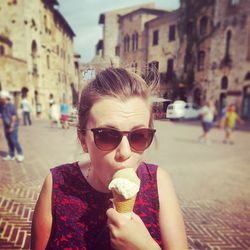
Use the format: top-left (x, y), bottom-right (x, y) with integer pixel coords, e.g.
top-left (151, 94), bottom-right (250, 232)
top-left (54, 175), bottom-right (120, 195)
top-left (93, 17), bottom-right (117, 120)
top-left (80, 161), bottom-right (110, 193)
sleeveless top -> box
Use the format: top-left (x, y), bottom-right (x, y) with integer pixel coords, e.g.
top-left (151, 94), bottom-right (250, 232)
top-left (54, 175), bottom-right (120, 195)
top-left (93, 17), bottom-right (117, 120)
top-left (46, 162), bottom-right (162, 250)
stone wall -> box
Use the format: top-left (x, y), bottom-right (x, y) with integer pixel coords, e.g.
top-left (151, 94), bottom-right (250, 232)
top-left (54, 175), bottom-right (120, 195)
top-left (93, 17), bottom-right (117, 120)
top-left (0, 0), bottom-right (79, 118)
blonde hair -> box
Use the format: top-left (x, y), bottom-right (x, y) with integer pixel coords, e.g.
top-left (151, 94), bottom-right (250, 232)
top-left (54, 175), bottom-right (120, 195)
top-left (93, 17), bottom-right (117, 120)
top-left (77, 67), bottom-right (159, 134)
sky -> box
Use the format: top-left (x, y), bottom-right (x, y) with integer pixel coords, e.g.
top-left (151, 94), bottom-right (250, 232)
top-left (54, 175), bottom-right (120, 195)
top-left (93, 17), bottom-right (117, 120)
top-left (58, 0), bottom-right (180, 63)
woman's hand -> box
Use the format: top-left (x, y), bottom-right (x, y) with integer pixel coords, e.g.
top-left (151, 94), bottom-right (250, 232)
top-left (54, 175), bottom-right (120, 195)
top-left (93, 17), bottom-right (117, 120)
top-left (106, 208), bottom-right (161, 250)
top-left (8, 124), bottom-right (14, 132)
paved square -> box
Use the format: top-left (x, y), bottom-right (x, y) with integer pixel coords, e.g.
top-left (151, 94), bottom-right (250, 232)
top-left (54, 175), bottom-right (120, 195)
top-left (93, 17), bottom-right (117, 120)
top-left (0, 119), bottom-right (250, 249)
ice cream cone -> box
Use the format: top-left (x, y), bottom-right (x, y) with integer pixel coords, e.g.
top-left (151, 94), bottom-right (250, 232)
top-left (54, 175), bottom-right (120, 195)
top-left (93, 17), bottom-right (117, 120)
top-left (112, 190), bottom-right (136, 213)
top-left (109, 168), bottom-right (140, 214)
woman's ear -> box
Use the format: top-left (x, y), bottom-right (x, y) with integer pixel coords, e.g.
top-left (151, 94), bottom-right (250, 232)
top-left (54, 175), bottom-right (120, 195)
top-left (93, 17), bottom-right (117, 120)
top-left (78, 130), bottom-right (88, 153)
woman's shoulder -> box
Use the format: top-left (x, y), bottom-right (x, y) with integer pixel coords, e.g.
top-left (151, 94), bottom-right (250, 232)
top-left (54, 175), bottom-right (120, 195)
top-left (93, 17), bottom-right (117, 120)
top-left (50, 162), bottom-right (79, 179)
top-left (137, 162), bottom-right (158, 181)
top-left (51, 161), bottom-right (77, 171)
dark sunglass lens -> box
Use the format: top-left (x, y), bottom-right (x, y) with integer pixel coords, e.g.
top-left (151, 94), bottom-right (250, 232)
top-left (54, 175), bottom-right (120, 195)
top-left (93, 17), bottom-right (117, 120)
top-left (94, 129), bottom-right (122, 150)
top-left (129, 129), bottom-right (155, 151)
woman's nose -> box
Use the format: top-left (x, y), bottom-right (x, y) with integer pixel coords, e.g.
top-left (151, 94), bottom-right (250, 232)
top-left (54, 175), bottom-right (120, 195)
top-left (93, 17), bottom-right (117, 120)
top-left (115, 136), bottom-right (132, 161)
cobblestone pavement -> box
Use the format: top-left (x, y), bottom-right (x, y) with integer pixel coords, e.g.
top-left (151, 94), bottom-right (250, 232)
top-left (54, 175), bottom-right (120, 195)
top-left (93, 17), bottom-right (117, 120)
top-left (0, 119), bottom-right (250, 250)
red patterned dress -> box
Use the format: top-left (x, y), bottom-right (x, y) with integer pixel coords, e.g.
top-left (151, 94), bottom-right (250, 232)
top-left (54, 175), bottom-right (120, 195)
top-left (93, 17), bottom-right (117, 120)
top-left (46, 162), bottom-right (163, 250)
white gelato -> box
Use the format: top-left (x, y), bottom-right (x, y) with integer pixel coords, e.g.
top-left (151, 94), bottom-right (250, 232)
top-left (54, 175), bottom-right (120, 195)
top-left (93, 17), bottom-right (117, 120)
top-left (108, 177), bottom-right (140, 199)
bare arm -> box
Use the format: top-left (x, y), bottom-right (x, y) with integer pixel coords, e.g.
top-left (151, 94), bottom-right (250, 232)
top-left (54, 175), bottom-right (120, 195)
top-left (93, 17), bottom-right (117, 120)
top-left (8, 114), bottom-right (17, 132)
top-left (31, 173), bottom-right (53, 250)
top-left (237, 115), bottom-right (244, 124)
top-left (157, 167), bottom-right (188, 250)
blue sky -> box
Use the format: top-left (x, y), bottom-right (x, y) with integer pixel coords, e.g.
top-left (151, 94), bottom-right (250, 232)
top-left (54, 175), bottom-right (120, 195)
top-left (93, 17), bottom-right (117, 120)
top-left (58, 0), bottom-right (180, 63)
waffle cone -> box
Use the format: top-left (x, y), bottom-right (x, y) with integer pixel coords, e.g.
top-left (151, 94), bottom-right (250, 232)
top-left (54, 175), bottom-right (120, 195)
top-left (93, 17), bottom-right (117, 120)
top-left (112, 191), bottom-right (136, 213)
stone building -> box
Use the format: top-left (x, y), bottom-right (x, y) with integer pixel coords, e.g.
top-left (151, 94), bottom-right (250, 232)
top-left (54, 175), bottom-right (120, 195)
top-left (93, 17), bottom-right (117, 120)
top-left (118, 8), bottom-right (167, 75)
top-left (0, 0), bottom-right (79, 117)
top-left (145, 10), bottom-right (179, 98)
top-left (155, 0), bottom-right (250, 118)
top-left (93, 1), bottom-right (250, 119)
top-left (176, 2), bottom-right (217, 106)
top-left (93, 3), bottom-right (155, 71)
top-left (208, 0), bottom-right (250, 119)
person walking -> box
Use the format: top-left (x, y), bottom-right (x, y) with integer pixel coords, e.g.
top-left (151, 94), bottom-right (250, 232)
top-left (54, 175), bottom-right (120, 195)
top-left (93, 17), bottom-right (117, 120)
top-left (199, 100), bottom-right (217, 144)
top-left (0, 90), bottom-right (24, 162)
top-left (31, 67), bottom-right (188, 250)
top-left (49, 102), bottom-right (60, 128)
top-left (222, 104), bottom-right (244, 144)
top-left (21, 96), bottom-right (32, 125)
top-left (60, 100), bottom-right (69, 129)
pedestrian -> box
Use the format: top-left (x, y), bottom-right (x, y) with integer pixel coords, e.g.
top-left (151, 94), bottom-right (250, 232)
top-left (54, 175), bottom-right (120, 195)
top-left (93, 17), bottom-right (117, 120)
top-left (218, 105), bottom-right (228, 129)
top-left (222, 104), bottom-right (244, 145)
top-left (60, 100), bottom-right (69, 129)
top-left (49, 102), bottom-right (60, 128)
top-left (0, 90), bottom-right (24, 162)
top-left (36, 102), bottom-right (42, 118)
top-left (21, 96), bottom-right (32, 125)
top-left (31, 67), bottom-right (187, 249)
top-left (199, 100), bottom-right (217, 144)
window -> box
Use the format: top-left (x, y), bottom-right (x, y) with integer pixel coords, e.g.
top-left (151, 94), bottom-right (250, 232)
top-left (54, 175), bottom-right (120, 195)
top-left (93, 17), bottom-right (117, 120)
top-left (32, 64), bottom-right (38, 76)
top-left (115, 45), bottom-right (120, 56)
top-left (0, 45), bottom-right (5, 56)
top-left (132, 32), bottom-right (139, 50)
top-left (126, 36), bottom-right (130, 52)
top-left (221, 76), bottom-right (228, 90)
top-left (153, 30), bottom-right (159, 46)
top-left (148, 61), bottom-right (159, 72)
top-left (47, 55), bottom-right (50, 69)
top-left (31, 40), bottom-right (37, 57)
top-left (131, 62), bottom-right (138, 73)
top-left (44, 15), bottom-right (47, 32)
top-left (135, 32), bottom-right (139, 50)
top-left (166, 59), bottom-right (174, 79)
top-left (229, 0), bottom-right (240, 5)
top-left (184, 52), bottom-right (192, 72)
top-left (247, 33), bottom-right (250, 60)
top-left (244, 72), bottom-right (250, 80)
top-left (200, 16), bottom-right (208, 36)
top-left (134, 62), bottom-right (137, 72)
top-left (132, 33), bottom-right (135, 51)
top-left (123, 37), bottom-right (126, 52)
top-left (123, 35), bottom-right (130, 52)
top-left (187, 21), bottom-right (193, 37)
top-left (197, 51), bottom-right (205, 71)
top-left (225, 30), bottom-right (232, 56)
top-left (168, 25), bottom-right (176, 42)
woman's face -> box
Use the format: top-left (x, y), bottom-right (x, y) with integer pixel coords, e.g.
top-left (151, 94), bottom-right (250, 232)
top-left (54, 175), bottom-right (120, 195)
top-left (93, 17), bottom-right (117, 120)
top-left (82, 97), bottom-right (151, 191)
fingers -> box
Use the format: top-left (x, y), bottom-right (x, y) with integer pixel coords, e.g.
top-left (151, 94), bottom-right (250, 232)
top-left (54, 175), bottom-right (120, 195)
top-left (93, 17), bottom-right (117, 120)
top-left (106, 208), bottom-right (120, 227)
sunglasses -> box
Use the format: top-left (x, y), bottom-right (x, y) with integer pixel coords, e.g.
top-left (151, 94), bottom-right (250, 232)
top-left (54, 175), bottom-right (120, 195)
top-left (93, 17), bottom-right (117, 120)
top-left (85, 127), bottom-right (156, 151)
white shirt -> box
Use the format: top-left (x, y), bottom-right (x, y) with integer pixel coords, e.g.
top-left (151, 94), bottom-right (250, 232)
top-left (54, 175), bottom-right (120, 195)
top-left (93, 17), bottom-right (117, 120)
top-left (200, 106), bottom-right (215, 122)
top-left (21, 99), bottom-right (31, 112)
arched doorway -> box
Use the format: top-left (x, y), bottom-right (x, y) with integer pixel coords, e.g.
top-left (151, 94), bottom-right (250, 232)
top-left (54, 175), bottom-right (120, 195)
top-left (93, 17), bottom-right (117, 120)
top-left (242, 85), bottom-right (250, 120)
top-left (219, 76), bottom-right (228, 115)
top-left (221, 76), bottom-right (228, 90)
top-left (70, 83), bottom-right (78, 107)
top-left (219, 93), bottom-right (227, 116)
top-left (193, 88), bottom-right (202, 106)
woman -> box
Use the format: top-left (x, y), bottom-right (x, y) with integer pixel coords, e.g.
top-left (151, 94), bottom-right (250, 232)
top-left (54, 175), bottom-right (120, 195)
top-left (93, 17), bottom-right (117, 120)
top-left (31, 68), bottom-right (187, 250)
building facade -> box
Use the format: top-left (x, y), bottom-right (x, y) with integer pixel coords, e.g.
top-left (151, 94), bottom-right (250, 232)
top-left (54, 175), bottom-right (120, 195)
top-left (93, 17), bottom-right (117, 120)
top-left (0, 0), bottom-right (80, 117)
top-left (118, 8), bottom-right (167, 75)
top-left (92, 3), bottom-right (155, 71)
top-left (146, 10), bottom-right (179, 98)
top-left (208, 0), bottom-right (250, 118)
